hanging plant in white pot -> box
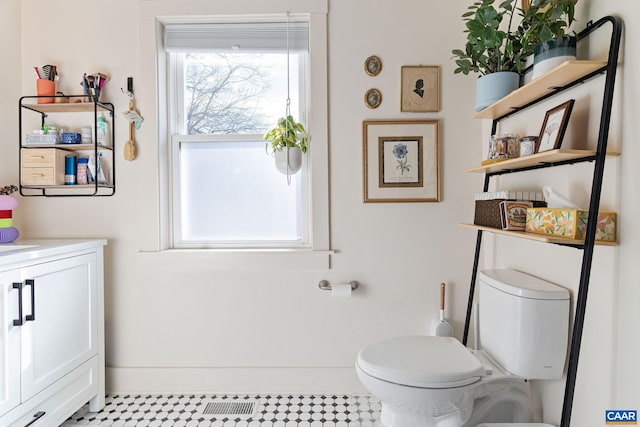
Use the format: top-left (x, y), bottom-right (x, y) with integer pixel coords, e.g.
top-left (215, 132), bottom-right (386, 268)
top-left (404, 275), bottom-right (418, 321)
top-left (264, 12), bottom-right (309, 183)
top-left (264, 114), bottom-right (308, 176)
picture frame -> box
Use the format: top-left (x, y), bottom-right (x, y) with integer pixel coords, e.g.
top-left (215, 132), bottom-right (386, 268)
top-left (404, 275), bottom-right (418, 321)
top-left (364, 88), bottom-right (382, 109)
top-left (363, 120), bottom-right (439, 203)
top-left (364, 55), bottom-right (382, 76)
top-left (536, 99), bottom-right (575, 153)
top-left (401, 65), bottom-right (440, 112)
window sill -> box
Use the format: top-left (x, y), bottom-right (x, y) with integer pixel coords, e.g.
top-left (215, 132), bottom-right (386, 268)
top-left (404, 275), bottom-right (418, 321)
top-left (136, 248), bottom-right (334, 271)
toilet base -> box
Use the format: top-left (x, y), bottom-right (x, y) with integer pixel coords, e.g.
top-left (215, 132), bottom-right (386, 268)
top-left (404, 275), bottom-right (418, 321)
top-left (362, 371), bottom-right (536, 427)
top-left (462, 383), bottom-right (536, 427)
top-left (381, 402), bottom-right (468, 427)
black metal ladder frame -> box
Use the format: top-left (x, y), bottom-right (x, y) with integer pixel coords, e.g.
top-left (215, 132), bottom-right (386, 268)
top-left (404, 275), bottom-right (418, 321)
top-left (461, 16), bottom-right (622, 427)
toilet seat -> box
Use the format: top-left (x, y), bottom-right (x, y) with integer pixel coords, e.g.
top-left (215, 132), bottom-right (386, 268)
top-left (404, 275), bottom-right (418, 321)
top-left (357, 335), bottom-right (485, 388)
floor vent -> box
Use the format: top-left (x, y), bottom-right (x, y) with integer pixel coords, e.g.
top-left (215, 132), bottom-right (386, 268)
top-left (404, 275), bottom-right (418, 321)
top-left (199, 399), bottom-right (258, 419)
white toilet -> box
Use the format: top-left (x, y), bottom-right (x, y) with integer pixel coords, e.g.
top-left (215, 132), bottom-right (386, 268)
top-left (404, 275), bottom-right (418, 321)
top-left (356, 269), bottom-right (570, 427)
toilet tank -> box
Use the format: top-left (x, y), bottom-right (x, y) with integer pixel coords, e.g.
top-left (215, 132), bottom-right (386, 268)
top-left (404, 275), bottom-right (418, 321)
top-left (479, 269), bottom-right (570, 379)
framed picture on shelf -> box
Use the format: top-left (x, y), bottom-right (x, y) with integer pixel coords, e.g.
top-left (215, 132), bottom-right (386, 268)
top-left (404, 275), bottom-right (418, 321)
top-left (363, 120), bottom-right (439, 203)
top-left (536, 99), bottom-right (575, 152)
top-left (401, 65), bottom-right (440, 112)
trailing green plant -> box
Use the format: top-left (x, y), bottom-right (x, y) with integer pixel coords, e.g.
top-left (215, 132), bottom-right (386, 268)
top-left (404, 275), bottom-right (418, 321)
top-left (264, 115), bottom-right (308, 154)
top-left (452, 0), bottom-right (530, 76)
top-left (519, 0), bottom-right (577, 53)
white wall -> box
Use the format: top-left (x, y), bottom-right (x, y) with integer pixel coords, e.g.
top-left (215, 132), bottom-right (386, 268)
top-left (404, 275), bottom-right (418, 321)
top-left (1, 0), bottom-right (637, 425)
top-left (0, 0), bottom-right (21, 188)
top-left (590, 0), bottom-right (640, 418)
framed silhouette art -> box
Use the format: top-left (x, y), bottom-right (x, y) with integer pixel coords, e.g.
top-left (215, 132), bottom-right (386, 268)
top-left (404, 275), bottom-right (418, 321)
top-left (401, 65), bottom-right (440, 112)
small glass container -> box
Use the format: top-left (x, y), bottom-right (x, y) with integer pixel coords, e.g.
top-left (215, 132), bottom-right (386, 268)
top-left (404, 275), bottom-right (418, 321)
top-left (488, 133), bottom-right (520, 160)
top-left (520, 136), bottom-right (537, 156)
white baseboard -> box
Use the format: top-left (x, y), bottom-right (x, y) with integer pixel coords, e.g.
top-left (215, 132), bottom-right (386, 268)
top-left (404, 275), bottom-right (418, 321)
top-left (106, 367), bottom-right (367, 395)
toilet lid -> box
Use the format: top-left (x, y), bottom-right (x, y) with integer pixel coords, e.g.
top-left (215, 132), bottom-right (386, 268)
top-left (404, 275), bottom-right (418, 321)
top-left (357, 335), bottom-right (485, 388)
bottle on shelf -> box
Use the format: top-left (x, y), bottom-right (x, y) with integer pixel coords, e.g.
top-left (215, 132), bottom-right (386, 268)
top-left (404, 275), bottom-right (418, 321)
top-left (96, 112), bottom-right (109, 146)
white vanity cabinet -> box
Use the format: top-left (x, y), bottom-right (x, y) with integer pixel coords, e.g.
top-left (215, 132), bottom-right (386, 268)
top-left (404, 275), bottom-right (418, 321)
top-left (0, 240), bottom-right (106, 427)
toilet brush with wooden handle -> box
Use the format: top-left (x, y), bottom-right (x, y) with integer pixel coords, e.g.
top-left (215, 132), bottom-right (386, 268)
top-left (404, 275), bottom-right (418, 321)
top-left (430, 283), bottom-right (453, 337)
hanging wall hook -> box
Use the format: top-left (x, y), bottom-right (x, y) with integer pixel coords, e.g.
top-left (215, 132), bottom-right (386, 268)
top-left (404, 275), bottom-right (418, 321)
top-left (121, 77), bottom-right (134, 98)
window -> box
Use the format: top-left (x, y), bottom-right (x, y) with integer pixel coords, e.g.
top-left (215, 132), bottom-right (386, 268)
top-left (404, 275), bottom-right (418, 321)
top-left (163, 19), bottom-right (324, 249)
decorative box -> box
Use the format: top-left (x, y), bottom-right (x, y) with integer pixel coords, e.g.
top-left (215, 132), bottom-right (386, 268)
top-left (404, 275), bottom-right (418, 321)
top-left (525, 208), bottom-right (617, 242)
top-left (474, 191), bottom-right (545, 229)
top-left (61, 132), bottom-right (82, 144)
top-left (500, 201), bottom-right (532, 231)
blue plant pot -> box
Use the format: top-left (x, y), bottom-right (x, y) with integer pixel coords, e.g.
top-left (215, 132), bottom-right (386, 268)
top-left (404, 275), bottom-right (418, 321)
top-left (533, 35), bottom-right (577, 79)
top-left (475, 71), bottom-right (520, 112)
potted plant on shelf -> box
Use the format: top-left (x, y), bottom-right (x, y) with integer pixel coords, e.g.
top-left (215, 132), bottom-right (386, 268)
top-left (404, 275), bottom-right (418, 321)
top-left (264, 115), bottom-right (308, 176)
top-left (519, 0), bottom-right (578, 79)
top-left (452, 0), bottom-right (531, 111)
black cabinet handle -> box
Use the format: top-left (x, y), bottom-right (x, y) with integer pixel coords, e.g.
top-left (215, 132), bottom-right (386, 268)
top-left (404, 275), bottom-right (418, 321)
top-left (23, 411), bottom-right (46, 427)
top-left (25, 279), bottom-right (35, 322)
top-left (12, 282), bottom-right (23, 326)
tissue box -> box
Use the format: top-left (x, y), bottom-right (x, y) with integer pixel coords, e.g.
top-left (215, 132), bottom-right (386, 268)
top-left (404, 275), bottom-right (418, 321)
top-left (526, 208), bottom-right (617, 242)
top-left (474, 191), bottom-right (545, 229)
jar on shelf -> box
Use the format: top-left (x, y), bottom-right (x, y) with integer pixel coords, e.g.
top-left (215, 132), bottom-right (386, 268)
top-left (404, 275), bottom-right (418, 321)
top-left (519, 136), bottom-right (537, 156)
top-left (488, 133), bottom-right (520, 160)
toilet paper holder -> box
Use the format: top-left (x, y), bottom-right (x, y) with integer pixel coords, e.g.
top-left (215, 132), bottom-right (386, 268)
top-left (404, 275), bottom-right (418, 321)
top-left (318, 280), bottom-right (359, 291)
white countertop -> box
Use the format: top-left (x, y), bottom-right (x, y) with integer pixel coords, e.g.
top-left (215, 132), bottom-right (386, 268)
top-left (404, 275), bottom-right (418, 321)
top-left (0, 239), bottom-right (107, 268)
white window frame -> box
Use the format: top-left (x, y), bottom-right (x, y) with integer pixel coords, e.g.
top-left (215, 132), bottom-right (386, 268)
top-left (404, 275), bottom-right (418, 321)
top-left (149, 8), bottom-right (330, 266)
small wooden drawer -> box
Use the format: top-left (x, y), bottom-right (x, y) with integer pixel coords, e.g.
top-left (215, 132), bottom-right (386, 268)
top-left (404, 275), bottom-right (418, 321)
top-left (21, 148), bottom-right (71, 185)
top-left (21, 148), bottom-right (70, 168)
top-left (21, 167), bottom-right (60, 185)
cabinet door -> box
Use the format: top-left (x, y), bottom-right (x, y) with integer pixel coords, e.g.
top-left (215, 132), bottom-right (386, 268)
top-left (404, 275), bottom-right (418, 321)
top-left (20, 253), bottom-right (98, 401)
top-left (0, 270), bottom-right (21, 417)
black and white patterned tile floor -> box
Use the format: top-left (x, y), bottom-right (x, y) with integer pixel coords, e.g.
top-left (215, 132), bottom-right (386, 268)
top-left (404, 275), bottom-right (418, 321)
top-left (62, 394), bottom-right (382, 426)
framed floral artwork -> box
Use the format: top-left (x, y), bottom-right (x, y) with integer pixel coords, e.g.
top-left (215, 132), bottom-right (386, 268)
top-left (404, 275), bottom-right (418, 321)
top-left (363, 120), bottom-right (440, 203)
top-left (536, 99), bottom-right (575, 152)
top-left (401, 65), bottom-right (440, 112)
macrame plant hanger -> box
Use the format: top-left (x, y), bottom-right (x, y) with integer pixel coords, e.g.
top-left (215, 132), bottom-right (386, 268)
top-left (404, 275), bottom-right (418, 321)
top-left (284, 11), bottom-right (293, 185)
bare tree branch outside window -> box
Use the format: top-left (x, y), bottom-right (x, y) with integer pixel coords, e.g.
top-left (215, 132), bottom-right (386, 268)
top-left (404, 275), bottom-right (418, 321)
top-left (184, 53), bottom-right (273, 135)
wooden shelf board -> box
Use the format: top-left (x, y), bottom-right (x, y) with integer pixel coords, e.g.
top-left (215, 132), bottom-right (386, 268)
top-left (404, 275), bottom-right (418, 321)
top-left (21, 102), bottom-right (111, 113)
top-left (472, 60), bottom-right (608, 120)
top-left (465, 149), bottom-right (619, 173)
top-left (459, 223), bottom-right (616, 246)
top-left (22, 184), bottom-right (114, 190)
top-left (22, 143), bottom-right (112, 151)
